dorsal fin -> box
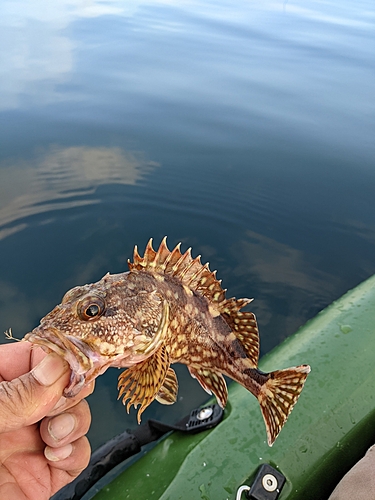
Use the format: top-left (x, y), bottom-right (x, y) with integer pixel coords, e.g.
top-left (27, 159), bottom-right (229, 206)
top-left (221, 308), bottom-right (259, 367)
top-left (128, 237), bottom-right (226, 304)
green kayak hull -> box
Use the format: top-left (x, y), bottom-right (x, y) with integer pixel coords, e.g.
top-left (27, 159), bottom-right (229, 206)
top-left (94, 275), bottom-right (375, 500)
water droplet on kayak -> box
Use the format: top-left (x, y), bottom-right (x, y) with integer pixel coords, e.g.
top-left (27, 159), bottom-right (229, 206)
top-left (339, 324), bottom-right (352, 334)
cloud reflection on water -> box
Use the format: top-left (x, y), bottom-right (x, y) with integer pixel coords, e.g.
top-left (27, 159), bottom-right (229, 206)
top-left (0, 145), bottom-right (159, 240)
top-left (0, 0), bottom-right (141, 110)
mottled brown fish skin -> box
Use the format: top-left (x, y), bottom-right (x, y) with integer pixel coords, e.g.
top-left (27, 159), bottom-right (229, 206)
top-left (140, 271), bottom-right (259, 392)
top-left (24, 238), bottom-right (310, 446)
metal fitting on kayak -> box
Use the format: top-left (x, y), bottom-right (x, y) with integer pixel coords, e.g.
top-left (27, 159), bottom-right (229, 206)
top-left (236, 464), bottom-right (286, 500)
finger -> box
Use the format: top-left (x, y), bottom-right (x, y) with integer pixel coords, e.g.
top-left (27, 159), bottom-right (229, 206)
top-left (0, 353), bottom-right (70, 433)
top-left (40, 399), bottom-right (91, 448)
top-left (30, 343), bottom-right (49, 367)
top-left (0, 342), bottom-right (48, 382)
top-left (0, 342), bottom-right (34, 382)
top-left (45, 435), bottom-right (91, 477)
top-left (46, 380), bottom-right (95, 417)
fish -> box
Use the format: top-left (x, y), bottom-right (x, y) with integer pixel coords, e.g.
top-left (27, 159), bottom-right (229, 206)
top-left (23, 238), bottom-right (310, 446)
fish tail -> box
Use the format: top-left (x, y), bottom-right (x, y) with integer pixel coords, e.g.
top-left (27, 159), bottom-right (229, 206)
top-left (258, 365), bottom-right (311, 446)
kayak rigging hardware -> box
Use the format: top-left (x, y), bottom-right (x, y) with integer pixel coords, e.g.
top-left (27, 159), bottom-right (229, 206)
top-left (52, 403), bottom-right (223, 500)
top-left (236, 464), bottom-right (286, 500)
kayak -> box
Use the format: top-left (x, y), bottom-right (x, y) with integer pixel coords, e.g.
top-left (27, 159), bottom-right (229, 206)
top-left (65, 274), bottom-right (375, 499)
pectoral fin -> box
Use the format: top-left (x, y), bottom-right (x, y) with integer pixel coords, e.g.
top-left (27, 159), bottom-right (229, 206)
top-left (188, 366), bottom-right (228, 408)
top-left (118, 344), bottom-right (169, 422)
top-left (156, 367), bottom-right (178, 405)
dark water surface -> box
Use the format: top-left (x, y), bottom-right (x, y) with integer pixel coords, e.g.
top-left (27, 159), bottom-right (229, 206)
top-left (0, 0), bottom-right (374, 451)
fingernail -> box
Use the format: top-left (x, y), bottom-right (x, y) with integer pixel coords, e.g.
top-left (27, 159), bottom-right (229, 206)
top-left (32, 353), bottom-right (68, 386)
top-left (44, 443), bottom-right (73, 462)
top-left (48, 413), bottom-right (76, 441)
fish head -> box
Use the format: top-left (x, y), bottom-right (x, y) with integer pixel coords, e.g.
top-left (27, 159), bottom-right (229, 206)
top-left (24, 272), bottom-right (169, 397)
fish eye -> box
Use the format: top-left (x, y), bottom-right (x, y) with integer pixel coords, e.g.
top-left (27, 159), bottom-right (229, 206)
top-left (86, 304), bottom-right (100, 317)
top-left (77, 296), bottom-right (106, 321)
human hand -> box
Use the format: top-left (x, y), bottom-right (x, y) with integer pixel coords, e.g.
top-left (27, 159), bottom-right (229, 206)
top-left (0, 342), bottom-right (94, 500)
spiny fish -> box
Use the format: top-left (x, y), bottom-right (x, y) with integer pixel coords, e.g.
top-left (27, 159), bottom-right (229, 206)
top-left (23, 238), bottom-right (310, 446)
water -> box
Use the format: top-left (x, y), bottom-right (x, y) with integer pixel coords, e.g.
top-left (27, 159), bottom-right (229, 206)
top-left (0, 0), bottom-right (374, 450)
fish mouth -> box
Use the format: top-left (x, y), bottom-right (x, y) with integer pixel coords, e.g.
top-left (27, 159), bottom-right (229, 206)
top-left (25, 328), bottom-right (105, 397)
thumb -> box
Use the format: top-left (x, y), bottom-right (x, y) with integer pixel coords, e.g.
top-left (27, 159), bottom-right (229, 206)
top-left (0, 353), bottom-right (70, 433)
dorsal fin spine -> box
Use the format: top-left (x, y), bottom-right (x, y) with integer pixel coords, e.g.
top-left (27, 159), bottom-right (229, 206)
top-left (154, 237), bottom-right (170, 271)
top-left (130, 238), bottom-right (228, 305)
top-left (177, 260), bottom-right (194, 280)
top-left (172, 247), bottom-right (192, 274)
top-left (128, 245), bottom-right (143, 270)
top-left (164, 243), bottom-right (182, 272)
top-left (144, 239), bottom-right (156, 264)
top-left (185, 256), bottom-right (204, 286)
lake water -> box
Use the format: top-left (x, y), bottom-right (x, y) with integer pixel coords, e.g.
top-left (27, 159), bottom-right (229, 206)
top-left (0, 0), bottom-right (374, 451)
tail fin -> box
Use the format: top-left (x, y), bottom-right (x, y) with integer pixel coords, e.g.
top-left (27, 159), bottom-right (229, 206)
top-left (258, 365), bottom-right (311, 446)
